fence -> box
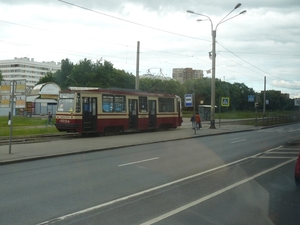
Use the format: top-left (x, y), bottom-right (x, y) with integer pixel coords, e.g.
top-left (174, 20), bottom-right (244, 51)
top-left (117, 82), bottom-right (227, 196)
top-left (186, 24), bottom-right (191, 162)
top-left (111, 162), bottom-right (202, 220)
top-left (260, 114), bottom-right (300, 126)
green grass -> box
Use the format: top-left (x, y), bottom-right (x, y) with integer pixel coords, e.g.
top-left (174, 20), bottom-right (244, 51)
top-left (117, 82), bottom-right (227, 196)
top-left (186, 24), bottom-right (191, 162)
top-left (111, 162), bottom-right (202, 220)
top-left (0, 127), bottom-right (59, 137)
top-left (0, 116), bottom-right (60, 137)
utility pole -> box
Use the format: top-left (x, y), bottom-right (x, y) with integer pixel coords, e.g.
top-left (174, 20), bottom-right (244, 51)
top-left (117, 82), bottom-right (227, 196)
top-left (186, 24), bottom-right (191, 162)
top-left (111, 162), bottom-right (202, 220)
top-left (263, 76), bottom-right (266, 116)
top-left (135, 41), bottom-right (140, 90)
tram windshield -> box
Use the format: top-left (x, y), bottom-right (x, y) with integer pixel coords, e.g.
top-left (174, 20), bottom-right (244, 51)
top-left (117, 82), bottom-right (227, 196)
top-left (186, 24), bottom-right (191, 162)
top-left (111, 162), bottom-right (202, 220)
top-left (57, 93), bottom-right (75, 112)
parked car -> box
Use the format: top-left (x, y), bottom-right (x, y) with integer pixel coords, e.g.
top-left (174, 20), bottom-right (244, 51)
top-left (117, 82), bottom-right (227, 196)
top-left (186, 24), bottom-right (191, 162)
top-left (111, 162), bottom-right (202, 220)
top-left (295, 153), bottom-right (300, 186)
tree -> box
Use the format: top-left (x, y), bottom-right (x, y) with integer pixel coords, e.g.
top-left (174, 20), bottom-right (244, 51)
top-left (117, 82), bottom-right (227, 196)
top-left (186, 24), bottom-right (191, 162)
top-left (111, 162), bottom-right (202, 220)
top-left (55, 58), bottom-right (74, 89)
top-left (37, 72), bottom-right (56, 84)
top-left (31, 56), bottom-right (297, 111)
top-left (110, 69), bottom-right (135, 89)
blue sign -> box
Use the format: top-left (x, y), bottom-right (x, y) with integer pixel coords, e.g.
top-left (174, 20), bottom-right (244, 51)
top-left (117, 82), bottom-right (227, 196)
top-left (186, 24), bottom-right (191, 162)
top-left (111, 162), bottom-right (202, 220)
top-left (184, 94), bottom-right (193, 107)
top-left (248, 95), bottom-right (255, 102)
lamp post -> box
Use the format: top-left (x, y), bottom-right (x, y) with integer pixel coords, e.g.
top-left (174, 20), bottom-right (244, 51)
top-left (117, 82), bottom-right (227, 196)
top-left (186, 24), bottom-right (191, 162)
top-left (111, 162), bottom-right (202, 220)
top-left (187, 4), bottom-right (246, 128)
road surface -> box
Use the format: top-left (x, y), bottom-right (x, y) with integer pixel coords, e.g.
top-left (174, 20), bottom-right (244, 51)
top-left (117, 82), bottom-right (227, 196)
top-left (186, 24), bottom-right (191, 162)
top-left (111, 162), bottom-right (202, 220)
top-left (0, 124), bottom-right (299, 225)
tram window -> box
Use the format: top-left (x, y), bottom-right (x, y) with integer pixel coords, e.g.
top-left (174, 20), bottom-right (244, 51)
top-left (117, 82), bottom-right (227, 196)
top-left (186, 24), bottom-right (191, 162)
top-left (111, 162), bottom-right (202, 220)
top-left (115, 95), bottom-right (126, 112)
top-left (139, 96), bottom-right (148, 112)
top-left (57, 93), bottom-right (75, 112)
top-left (158, 98), bottom-right (174, 112)
top-left (102, 95), bottom-right (114, 112)
top-left (83, 98), bottom-right (91, 112)
top-left (57, 99), bottom-right (74, 112)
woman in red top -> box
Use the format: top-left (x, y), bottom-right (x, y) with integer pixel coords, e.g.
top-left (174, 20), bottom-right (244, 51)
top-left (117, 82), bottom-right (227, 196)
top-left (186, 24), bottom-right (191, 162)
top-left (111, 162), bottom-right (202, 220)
top-left (195, 112), bottom-right (201, 129)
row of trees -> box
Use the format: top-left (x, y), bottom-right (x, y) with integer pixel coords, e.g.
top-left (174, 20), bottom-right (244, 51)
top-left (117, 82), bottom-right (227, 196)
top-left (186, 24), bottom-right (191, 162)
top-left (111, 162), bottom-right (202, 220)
top-left (38, 58), bottom-right (296, 111)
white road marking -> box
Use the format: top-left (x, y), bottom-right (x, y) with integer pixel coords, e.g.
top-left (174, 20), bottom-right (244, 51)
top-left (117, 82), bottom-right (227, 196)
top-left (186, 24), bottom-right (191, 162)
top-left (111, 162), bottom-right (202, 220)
top-left (36, 147), bottom-right (292, 225)
top-left (278, 148), bottom-right (300, 151)
top-left (118, 157), bottom-right (159, 167)
top-left (37, 153), bottom-right (259, 225)
top-left (256, 156), bottom-right (296, 159)
top-left (230, 139), bottom-right (246, 144)
top-left (265, 146), bottom-right (283, 153)
top-left (266, 152), bottom-right (299, 155)
top-left (140, 158), bottom-right (297, 225)
top-left (251, 146), bottom-right (299, 158)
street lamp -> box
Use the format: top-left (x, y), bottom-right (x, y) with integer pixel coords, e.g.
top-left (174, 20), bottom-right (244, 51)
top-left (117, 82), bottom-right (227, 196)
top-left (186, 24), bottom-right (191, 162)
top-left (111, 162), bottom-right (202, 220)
top-left (187, 4), bottom-right (246, 129)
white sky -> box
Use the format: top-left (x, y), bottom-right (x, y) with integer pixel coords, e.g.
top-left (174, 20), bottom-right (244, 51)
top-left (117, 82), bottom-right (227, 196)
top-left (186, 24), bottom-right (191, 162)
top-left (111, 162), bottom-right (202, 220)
top-left (1, 0), bottom-right (300, 98)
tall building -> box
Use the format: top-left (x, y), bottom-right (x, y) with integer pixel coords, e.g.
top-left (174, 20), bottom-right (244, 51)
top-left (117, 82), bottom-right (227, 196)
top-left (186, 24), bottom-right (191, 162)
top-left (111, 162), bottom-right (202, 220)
top-left (0, 57), bottom-right (61, 88)
top-left (172, 68), bottom-right (204, 84)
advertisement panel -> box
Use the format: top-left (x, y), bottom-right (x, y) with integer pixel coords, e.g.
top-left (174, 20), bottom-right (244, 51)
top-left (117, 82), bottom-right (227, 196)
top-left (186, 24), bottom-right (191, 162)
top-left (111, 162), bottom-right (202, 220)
top-left (16, 95), bottom-right (26, 108)
top-left (15, 80), bottom-right (26, 93)
top-left (1, 95), bottom-right (10, 107)
top-left (0, 81), bottom-right (11, 94)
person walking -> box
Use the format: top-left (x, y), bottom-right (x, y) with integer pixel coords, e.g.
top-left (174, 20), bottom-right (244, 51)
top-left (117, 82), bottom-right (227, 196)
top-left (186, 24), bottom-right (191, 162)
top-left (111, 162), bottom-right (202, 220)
top-left (46, 111), bottom-right (54, 127)
top-left (195, 112), bottom-right (201, 130)
top-left (8, 111), bottom-right (11, 126)
top-left (190, 114), bottom-right (195, 129)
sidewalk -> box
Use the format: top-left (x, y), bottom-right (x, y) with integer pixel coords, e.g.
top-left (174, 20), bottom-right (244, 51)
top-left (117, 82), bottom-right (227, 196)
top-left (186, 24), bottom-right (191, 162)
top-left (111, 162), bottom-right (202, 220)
top-left (0, 119), bottom-right (261, 165)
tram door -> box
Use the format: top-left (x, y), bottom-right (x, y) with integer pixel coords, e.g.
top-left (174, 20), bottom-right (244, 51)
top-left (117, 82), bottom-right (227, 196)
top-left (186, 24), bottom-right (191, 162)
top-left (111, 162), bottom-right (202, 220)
top-left (177, 100), bottom-right (181, 125)
top-left (82, 97), bottom-right (97, 132)
top-left (128, 99), bottom-right (138, 129)
top-left (148, 100), bottom-right (156, 128)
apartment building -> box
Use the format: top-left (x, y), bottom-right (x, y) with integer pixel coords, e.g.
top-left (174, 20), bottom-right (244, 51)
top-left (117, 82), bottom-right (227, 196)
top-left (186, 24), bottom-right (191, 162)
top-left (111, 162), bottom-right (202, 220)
top-left (0, 57), bottom-right (61, 88)
top-left (172, 68), bottom-right (204, 84)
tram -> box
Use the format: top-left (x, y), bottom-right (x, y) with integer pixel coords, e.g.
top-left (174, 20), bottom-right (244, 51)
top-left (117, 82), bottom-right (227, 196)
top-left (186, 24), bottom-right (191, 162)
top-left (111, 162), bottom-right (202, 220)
top-left (55, 87), bottom-right (182, 134)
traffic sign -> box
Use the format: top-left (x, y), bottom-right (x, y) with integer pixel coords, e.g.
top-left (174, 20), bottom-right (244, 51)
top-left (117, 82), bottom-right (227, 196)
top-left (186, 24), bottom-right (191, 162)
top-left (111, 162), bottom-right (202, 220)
top-left (221, 97), bottom-right (230, 107)
top-left (184, 94), bottom-right (193, 107)
top-left (248, 95), bottom-right (255, 102)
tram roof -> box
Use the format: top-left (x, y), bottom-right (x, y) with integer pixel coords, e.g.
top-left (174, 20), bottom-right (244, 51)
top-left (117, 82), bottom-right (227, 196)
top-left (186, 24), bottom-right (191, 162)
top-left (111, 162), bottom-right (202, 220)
top-left (64, 87), bottom-right (179, 98)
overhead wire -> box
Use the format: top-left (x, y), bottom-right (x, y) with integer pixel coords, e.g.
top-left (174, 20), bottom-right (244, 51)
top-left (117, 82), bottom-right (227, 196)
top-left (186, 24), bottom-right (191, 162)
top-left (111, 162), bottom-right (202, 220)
top-left (216, 42), bottom-right (293, 82)
top-left (0, 1), bottom-right (295, 87)
top-left (58, 0), bottom-right (210, 43)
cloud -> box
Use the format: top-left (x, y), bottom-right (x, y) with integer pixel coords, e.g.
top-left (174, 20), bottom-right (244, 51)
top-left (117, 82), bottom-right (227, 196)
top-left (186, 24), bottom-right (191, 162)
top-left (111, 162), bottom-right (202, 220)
top-left (271, 80), bottom-right (300, 90)
top-left (0, 0), bottom-right (300, 99)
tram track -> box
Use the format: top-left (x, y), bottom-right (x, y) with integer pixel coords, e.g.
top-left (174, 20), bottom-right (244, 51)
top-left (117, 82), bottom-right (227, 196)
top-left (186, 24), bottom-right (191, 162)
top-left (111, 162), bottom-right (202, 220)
top-left (0, 133), bottom-right (79, 146)
top-left (0, 129), bottom-right (146, 146)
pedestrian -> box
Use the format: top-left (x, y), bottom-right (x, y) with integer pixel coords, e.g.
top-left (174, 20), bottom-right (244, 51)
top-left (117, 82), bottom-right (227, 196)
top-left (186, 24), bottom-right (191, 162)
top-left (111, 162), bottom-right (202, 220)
top-left (190, 114), bottom-right (195, 129)
top-left (8, 111), bottom-right (11, 126)
top-left (46, 111), bottom-right (54, 127)
top-left (195, 112), bottom-right (201, 130)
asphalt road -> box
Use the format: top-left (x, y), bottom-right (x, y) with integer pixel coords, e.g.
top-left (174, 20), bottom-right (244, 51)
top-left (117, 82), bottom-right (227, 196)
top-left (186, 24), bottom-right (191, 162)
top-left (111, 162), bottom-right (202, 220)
top-left (0, 124), bottom-right (299, 225)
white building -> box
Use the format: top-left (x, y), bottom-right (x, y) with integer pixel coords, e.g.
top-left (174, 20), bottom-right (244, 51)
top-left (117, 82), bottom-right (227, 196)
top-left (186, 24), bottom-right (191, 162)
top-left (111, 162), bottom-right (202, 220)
top-left (140, 74), bottom-right (171, 80)
top-left (172, 68), bottom-right (204, 84)
top-left (27, 82), bottom-right (61, 115)
top-left (0, 57), bottom-right (61, 88)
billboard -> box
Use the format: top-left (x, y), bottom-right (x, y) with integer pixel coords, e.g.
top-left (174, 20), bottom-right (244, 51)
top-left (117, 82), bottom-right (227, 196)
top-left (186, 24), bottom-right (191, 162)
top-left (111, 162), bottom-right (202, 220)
top-left (0, 81), bottom-right (11, 94)
top-left (0, 95), bottom-right (10, 107)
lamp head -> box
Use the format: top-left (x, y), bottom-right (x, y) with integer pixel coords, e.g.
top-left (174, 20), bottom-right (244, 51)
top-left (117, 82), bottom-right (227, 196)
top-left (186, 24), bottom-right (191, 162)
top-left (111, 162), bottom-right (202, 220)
top-left (187, 10), bottom-right (194, 14)
top-left (235, 3), bottom-right (241, 9)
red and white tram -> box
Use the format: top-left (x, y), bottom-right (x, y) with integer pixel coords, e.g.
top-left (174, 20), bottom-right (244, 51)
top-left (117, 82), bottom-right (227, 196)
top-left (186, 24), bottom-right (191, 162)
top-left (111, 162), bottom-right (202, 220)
top-left (55, 87), bottom-right (182, 134)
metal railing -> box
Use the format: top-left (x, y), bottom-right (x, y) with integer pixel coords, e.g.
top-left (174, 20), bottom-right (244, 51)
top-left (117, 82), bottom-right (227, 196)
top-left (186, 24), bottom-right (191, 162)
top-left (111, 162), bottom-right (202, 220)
top-left (261, 114), bottom-right (300, 126)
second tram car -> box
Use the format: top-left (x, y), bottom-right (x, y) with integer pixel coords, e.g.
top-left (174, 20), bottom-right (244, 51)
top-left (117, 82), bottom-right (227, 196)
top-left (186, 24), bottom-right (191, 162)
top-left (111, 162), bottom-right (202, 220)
top-left (55, 87), bottom-right (182, 134)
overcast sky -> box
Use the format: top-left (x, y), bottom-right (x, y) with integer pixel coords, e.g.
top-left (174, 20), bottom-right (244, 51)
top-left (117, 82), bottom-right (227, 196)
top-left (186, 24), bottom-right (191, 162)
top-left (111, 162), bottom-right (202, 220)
top-left (1, 0), bottom-right (300, 98)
